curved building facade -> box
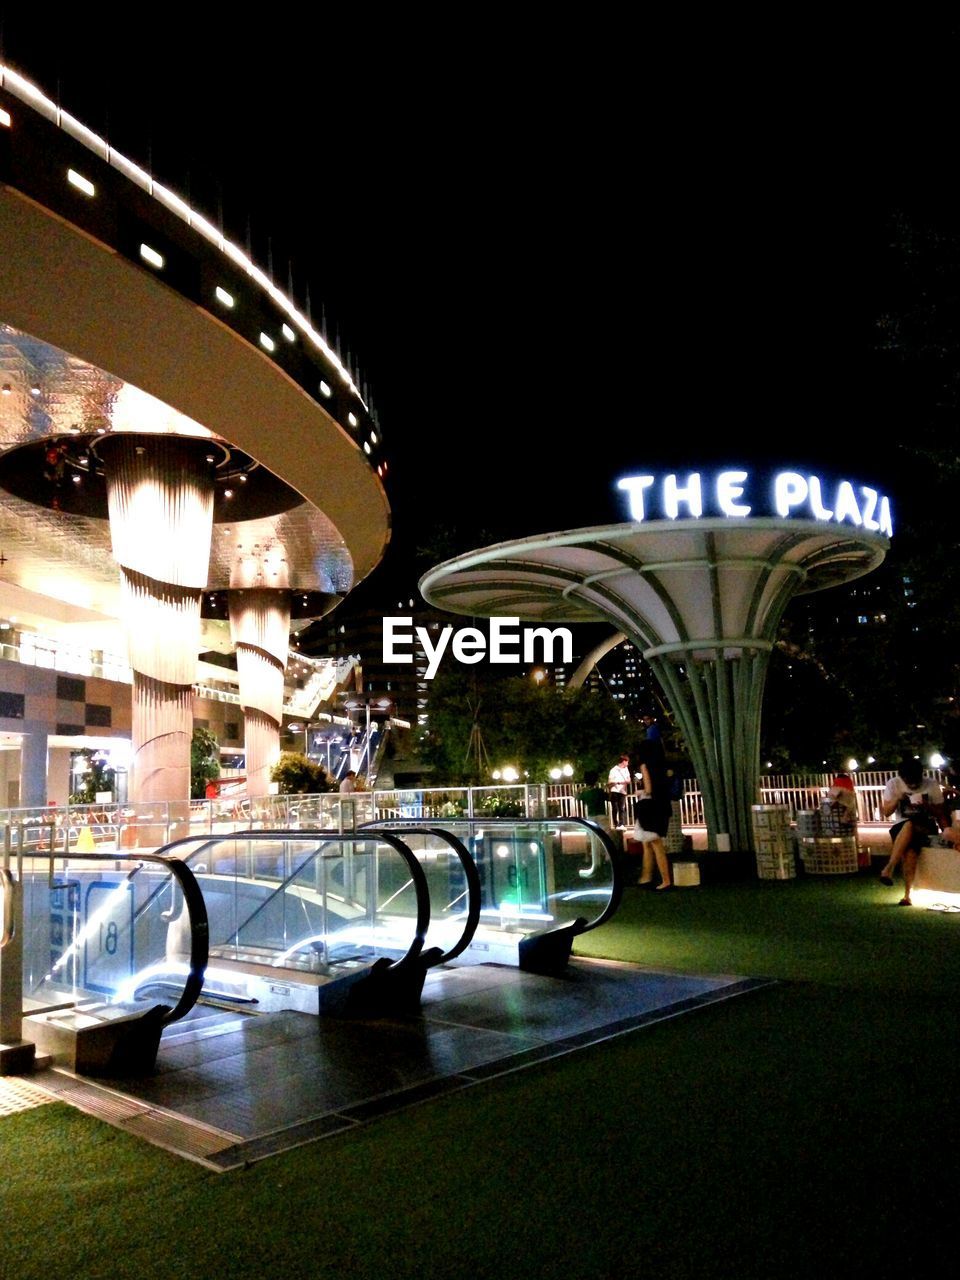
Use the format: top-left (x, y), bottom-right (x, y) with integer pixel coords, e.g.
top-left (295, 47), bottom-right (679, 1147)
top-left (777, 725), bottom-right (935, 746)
top-left (0, 66), bottom-right (389, 807)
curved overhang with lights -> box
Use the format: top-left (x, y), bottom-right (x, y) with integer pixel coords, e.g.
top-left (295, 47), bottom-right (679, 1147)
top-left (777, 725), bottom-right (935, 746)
top-left (0, 64), bottom-right (392, 804)
top-left (420, 512), bottom-right (890, 852)
top-left (0, 64), bottom-right (390, 588)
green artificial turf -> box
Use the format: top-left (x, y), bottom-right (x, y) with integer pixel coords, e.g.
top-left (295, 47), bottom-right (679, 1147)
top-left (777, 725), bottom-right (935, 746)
top-left (3, 875), bottom-right (959, 1279)
top-left (578, 874), bottom-right (960, 993)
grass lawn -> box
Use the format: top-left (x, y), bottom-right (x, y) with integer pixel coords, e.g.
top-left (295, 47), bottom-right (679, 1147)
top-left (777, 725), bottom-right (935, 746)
top-left (2, 874), bottom-right (958, 1279)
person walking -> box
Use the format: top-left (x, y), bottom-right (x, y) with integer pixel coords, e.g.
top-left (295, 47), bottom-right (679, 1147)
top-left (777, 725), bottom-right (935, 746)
top-left (634, 739), bottom-right (673, 890)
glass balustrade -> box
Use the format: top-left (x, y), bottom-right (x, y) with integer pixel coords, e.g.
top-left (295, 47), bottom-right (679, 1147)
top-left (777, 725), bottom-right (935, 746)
top-left (156, 832), bottom-right (429, 1005)
top-left (364, 817), bottom-right (622, 964)
top-left (17, 852), bottom-right (205, 1022)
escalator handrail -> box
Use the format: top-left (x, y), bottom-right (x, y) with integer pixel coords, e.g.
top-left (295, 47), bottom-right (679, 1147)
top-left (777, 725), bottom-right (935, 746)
top-left (368, 815), bottom-right (624, 935)
top-left (358, 823), bottom-right (482, 964)
top-left (153, 834), bottom-right (323, 946)
top-left (117, 835), bottom-right (228, 928)
top-left (0, 867), bottom-right (14, 948)
top-left (157, 829), bottom-right (431, 971)
top-left (34, 852), bottom-right (209, 1027)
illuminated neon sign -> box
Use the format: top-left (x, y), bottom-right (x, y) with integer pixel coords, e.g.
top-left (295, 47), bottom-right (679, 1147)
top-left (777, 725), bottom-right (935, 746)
top-left (617, 471), bottom-right (893, 536)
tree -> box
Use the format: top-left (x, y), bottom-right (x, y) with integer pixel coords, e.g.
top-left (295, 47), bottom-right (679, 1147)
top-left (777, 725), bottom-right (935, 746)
top-left (191, 726), bottom-right (221, 799)
top-left (418, 667), bottom-right (640, 785)
top-left (69, 749), bottom-right (115, 804)
top-left (270, 752), bottom-right (331, 794)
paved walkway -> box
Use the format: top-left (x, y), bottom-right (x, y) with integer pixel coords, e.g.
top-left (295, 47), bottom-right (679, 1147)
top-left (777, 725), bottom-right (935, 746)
top-left (32, 960), bottom-right (766, 1170)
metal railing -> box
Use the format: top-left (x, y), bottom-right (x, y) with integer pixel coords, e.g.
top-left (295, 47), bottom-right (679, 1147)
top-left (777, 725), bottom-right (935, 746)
top-left (2, 770), bottom-right (945, 856)
top-left (0, 631), bottom-right (353, 719)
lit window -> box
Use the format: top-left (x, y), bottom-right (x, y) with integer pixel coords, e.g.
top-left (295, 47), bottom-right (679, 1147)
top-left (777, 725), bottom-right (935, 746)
top-left (363, 441), bottom-right (371, 455)
top-left (260, 332), bottom-right (276, 352)
top-left (348, 413), bottom-right (358, 427)
top-left (282, 324), bottom-right (295, 342)
top-left (215, 286), bottom-right (235, 308)
top-left (140, 243), bottom-right (164, 269)
top-left (319, 381), bottom-right (332, 398)
top-left (0, 108), bottom-right (11, 128)
top-left (67, 169), bottom-right (95, 197)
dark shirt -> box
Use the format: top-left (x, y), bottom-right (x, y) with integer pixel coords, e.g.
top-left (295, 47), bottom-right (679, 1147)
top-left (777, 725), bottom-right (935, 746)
top-left (635, 739), bottom-right (667, 796)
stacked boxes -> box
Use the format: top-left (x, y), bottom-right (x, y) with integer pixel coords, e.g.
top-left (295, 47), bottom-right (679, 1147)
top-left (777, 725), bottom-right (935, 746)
top-left (795, 810), bottom-right (819, 838)
top-left (798, 835), bottom-right (859, 875)
top-left (796, 808), bottom-right (859, 874)
top-left (751, 804), bottom-right (795, 880)
top-left (666, 801), bottom-right (685, 855)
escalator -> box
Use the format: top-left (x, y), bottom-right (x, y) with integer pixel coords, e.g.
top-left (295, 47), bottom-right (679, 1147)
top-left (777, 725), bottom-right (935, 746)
top-left (147, 830), bottom-right (445, 1018)
top-left (362, 817), bottom-right (623, 975)
top-left (14, 851), bottom-right (208, 1076)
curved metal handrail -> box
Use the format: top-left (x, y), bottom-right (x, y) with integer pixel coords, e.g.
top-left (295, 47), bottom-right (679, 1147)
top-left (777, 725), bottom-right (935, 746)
top-left (40, 852), bottom-right (209, 1027)
top-left (158, 829), bottom-right (431, 973)
top-left (358, 824), bottom-right (481, 964)
top-left (367, 815), bottom-right (623, 936)
top-left (0, 868), bottom-right (14, 948)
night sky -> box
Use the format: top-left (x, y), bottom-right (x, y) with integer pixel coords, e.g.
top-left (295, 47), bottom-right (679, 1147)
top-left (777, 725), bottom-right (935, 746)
top-left (2, 16), bottom-right (957, 603)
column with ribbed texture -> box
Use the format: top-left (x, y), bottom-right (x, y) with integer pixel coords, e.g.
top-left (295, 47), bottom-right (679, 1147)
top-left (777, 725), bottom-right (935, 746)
top-left (229, 589), bottom-right (291, 796)
top-left (100, 436), bottom-right (214, 805)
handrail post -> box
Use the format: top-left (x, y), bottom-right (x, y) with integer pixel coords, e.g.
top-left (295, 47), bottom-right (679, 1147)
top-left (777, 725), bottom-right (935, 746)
top-left (0, 821), bottom-right (33, 1072)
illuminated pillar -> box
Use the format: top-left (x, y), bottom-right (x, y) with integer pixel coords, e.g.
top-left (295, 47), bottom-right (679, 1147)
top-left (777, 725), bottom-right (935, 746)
top-left (229, 589), bottom-right (291, 796)
top-left (100, 436), bottom-right (214, 805)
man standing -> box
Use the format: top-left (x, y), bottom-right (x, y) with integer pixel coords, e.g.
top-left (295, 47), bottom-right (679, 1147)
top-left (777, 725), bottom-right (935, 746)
top-left (641, 711), bottom-right (661, 743)
top-left (607, 753), bottom-right (632, 829)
